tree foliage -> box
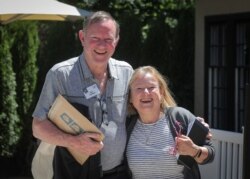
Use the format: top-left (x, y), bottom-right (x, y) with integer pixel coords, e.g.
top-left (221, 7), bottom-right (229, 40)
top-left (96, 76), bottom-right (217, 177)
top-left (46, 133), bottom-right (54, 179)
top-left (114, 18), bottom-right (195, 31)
top-left (0, 22), bottom-right (39, 176)
top-left (11, 22), bottom-right (39, 119)
top-left (10, 22), bottom-right (40, 174)
top-left (0, 26), bottom-right (20, 156)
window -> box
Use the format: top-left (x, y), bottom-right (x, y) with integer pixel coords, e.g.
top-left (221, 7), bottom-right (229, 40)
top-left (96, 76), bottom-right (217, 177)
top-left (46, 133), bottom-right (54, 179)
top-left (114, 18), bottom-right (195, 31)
top-left (205, 13), bottom-right (250, 132)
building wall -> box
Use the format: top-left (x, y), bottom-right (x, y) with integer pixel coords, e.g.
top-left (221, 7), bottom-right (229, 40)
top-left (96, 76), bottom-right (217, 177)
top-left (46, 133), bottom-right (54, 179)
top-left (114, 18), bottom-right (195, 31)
top-left (194, 0), bottom-right (250, 115)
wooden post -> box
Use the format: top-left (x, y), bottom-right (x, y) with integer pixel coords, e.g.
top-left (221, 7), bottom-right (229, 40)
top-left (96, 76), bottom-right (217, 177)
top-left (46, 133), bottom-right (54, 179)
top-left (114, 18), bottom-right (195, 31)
top-left (243, 84), bottom-right (250, 179)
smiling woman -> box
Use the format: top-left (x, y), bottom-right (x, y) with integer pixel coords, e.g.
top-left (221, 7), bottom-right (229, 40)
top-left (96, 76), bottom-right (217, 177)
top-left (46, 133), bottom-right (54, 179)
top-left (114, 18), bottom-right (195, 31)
top-left (129, 72), bottom-right (162, 124)
top-left (125, 66), bottom-right (215, 179)
top-left (127, 66), bottom-right (176, 117)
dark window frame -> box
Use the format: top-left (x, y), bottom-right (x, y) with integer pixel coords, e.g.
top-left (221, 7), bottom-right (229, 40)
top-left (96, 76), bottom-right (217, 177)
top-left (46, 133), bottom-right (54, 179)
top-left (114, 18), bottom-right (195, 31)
top-left (205, 13), bottom-right (250, 132)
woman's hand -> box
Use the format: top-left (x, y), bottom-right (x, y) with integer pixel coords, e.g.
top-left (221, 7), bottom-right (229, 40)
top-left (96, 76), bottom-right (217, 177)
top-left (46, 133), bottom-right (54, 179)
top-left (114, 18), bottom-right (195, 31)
top-left (175, 135), bottom-right (209, 163)
top-left (175, 135), bottom-right (197, 156)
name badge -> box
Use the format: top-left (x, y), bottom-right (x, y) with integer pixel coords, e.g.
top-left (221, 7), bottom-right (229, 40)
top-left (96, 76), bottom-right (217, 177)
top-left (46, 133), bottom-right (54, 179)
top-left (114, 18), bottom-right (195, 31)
top-left (83, 84), bottom-right (100, 99)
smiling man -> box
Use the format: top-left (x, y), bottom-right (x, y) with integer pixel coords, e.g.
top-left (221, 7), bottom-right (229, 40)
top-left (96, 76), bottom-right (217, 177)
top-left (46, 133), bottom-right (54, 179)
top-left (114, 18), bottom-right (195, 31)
top-left (32, 11), bottom-right (133, 179)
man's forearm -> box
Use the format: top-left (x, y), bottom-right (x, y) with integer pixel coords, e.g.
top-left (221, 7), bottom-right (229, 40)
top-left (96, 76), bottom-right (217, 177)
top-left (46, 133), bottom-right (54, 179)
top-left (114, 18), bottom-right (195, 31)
top-left (32, 118), bottom-right (72, 148)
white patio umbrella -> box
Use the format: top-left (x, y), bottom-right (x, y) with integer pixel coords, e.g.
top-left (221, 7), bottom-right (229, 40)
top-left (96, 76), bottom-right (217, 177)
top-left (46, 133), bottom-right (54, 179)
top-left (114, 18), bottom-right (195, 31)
top-left (0, 0), bottom-right (91, 25)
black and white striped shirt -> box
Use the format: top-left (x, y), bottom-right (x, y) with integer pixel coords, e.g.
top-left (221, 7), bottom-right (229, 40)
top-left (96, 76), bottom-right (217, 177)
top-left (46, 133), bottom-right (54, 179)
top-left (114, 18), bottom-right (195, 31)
top-left (126, 116), bottom-right (184, 179)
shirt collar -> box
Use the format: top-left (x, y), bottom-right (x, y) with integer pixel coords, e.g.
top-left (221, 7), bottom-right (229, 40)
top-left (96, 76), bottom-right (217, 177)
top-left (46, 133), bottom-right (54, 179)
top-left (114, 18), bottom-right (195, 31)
top-left (79, 54), bottom-right (119, 80)
top-left (108, 58), bottom-right (119, 79)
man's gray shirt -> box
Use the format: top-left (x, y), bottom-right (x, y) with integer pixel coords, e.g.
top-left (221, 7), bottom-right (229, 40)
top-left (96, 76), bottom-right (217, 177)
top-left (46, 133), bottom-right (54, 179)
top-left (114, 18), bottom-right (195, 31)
top-left (33, 54), bottom-right (133, 171)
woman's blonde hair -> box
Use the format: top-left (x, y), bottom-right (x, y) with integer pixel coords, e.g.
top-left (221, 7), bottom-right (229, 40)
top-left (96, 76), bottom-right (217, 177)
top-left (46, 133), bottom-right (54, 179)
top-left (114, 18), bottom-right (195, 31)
top-left (127, 66), bottom-right (177, 115)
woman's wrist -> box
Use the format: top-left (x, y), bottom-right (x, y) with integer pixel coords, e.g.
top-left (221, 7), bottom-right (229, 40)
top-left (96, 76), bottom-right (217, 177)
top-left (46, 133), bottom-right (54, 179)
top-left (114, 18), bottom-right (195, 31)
top-left (191, 145), bottom-right (202, 158)
top-left (193, 147), bottom-right (202, 158)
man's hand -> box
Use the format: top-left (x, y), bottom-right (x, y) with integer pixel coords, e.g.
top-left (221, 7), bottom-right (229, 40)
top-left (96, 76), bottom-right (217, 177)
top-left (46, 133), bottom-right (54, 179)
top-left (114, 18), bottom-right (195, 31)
top-left (33, 119), bottom-right (104, 156)
top-left (197, 117), bottom-right (212, 140)
top-left (68, 132), bottom-right (104, 156)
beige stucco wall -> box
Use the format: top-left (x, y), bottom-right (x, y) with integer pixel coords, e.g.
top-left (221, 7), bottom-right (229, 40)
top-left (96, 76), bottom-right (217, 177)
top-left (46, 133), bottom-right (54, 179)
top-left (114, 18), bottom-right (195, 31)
top-left (194, 0), bottom-right (250, 115)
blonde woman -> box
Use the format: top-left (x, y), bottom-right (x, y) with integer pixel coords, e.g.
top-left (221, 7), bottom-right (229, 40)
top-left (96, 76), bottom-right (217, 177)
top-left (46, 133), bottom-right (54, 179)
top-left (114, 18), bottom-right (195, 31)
top-left (125, 66), bottom-right (214, 179)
